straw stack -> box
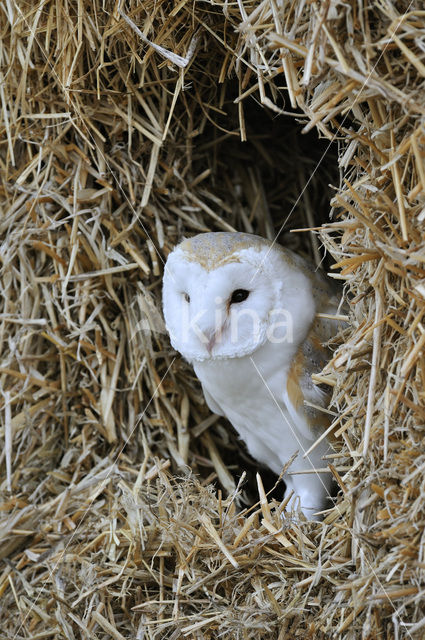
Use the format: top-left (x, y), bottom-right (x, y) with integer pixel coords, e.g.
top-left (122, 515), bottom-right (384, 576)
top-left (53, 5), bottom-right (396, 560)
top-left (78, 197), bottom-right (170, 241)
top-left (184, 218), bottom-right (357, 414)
top-left (1, 1), bottom-right (425, 637)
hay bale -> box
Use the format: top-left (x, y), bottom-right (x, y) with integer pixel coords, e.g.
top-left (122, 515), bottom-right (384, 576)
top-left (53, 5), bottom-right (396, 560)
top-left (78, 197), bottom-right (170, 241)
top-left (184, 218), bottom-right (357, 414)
top-left (1, 0), bottom-right (425, 637)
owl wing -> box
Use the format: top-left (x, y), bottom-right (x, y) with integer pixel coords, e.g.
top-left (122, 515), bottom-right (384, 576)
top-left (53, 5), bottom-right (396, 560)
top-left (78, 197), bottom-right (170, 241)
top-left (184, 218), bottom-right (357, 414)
top-left (282, 331), bottom-right (332, 440)
top-left (282, 247), bottom-right (342, 339)
top-left (282, 256), bottom-right (342, 438)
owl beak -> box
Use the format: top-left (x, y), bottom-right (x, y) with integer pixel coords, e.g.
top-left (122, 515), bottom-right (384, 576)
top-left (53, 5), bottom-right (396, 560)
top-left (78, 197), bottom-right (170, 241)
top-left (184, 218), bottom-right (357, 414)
top-left (196, 316), bottom-right (224, 355)
top-left (202, 327), bottom-right (222, 354)
top-left (206, 332), bottom-right (216, 354)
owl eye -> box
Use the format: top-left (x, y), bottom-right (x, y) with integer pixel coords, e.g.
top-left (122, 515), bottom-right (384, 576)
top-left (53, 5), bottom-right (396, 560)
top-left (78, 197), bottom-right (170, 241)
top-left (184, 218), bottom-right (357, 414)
top-left (183, 293), bottom-right (190, 303)
top-left (230, 289), bottom-right (250, 304)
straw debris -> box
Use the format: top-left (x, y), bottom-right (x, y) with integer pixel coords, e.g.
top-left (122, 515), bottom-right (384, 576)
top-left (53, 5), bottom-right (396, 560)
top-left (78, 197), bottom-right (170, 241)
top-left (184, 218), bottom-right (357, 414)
top-left (1, 0), bottom-right (425, 637)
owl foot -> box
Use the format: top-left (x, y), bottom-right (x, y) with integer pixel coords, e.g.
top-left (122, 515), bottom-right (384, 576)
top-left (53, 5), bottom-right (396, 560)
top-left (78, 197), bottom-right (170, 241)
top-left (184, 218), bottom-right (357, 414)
top-left (284, 474), bottom-right (332, 521)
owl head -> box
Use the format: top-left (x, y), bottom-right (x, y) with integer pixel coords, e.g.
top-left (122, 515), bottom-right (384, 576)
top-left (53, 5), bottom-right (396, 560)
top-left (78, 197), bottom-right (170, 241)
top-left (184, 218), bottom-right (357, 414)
top-left (162, 232), bottom-right (316, 362)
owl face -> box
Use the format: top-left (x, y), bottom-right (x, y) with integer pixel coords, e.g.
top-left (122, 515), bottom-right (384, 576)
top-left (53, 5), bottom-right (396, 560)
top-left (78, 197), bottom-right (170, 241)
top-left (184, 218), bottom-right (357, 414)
top-left (162, 233), bottom-right (316, 362)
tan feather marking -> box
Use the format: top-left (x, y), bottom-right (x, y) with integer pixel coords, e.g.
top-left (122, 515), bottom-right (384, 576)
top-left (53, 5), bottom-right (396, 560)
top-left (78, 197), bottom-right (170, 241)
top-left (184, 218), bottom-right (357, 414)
top-left (303, 328), bottom-right (336, 438)
top-left (308, 330), bottom-right (329, 366)
top-left (309, 331), bottom-right (327, 352)
top-left (184, 253), bottom-right (242, 271)
top-left (310, 410), bottom-right (331, 433)
top-left (286, 347), bottom-right (305, 411)
top-left (287, 333), bottom-right (335, 437)
top-left (179, 232), bottom-right (295, 272)
top-left (180, 233), bottom-right (261, 271)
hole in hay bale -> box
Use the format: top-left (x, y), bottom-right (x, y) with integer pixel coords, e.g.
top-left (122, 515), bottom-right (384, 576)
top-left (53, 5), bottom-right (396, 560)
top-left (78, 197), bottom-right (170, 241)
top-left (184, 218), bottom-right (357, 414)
top-left (97, 85), bottom-right (344, 515)
top-left (160, 89), bottom-right (341, 505)
top-left (102, 80), bottom-right (343, 512)
top-left (180, 82), bottom-right (340, 253)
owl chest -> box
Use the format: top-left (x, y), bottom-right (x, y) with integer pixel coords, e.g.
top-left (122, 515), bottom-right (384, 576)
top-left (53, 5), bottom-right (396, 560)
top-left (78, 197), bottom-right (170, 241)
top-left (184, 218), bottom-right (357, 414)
top-left (195, 357), bottom-right (259, 404)
top-left (193, 347), bottom-right (299, 473)
top-left (194, 341), bottom-right (294, 407)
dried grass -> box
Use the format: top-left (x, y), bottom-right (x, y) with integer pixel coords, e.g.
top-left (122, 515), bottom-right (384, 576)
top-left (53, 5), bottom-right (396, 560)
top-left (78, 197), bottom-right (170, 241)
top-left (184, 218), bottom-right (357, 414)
top-left (1, 0), bottom-right (425, 638)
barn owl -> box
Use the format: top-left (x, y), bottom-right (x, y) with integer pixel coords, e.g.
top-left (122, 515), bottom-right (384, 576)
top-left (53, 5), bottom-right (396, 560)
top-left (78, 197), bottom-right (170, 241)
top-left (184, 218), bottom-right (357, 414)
top-left (162, 232), bottom-right (341, 520)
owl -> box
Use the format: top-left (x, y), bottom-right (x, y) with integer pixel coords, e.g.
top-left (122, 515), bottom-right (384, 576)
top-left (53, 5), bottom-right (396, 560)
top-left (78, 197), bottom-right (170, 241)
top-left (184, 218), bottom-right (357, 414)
top-left (162, 232), bottom-right (341, 520)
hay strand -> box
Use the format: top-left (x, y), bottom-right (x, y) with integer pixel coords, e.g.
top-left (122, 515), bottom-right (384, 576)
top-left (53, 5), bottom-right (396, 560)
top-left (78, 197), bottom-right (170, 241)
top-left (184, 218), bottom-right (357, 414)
top-left (2, 0), bottom-right (425, 637)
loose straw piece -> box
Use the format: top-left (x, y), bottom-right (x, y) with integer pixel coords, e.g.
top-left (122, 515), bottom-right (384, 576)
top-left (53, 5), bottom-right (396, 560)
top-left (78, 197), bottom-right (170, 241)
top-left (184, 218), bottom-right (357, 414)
top-left (119, 9), bottom-right (198, 69)
top-left (200, 514), bottom-right (239, 568)
top-left (363, 285), bottom-right (383, 457)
